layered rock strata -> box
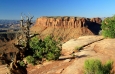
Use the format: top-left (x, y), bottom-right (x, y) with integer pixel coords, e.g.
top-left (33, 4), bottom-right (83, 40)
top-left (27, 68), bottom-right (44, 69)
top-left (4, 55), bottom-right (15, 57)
top-left (35, 16), bottom-right (102, 29)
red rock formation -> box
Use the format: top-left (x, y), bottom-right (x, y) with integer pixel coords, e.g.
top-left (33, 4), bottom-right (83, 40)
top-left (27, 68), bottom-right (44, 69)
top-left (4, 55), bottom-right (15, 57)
top-left (90, 17), bottom-right (102, 24)
top-left (34, 17), bottom-right (101, 28)
top-left (31, 16), bottom-right (102, 41)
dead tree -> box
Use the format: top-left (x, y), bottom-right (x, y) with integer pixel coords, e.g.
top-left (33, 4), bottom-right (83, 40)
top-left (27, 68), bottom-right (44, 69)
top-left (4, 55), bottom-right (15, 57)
top-left (14, 14), bottom-right (38, 59)
top-left (0, 14), bottom-right (37, 74)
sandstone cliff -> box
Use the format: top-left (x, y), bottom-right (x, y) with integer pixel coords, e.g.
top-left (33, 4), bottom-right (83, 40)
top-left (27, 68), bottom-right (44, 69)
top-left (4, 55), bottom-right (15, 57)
top-left (31, 16), bottom-right (102, 41)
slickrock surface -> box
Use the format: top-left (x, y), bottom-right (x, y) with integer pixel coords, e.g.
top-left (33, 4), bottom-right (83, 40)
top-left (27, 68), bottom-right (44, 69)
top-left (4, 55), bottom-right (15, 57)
top-left (62, 35), bottom-right (104, 55)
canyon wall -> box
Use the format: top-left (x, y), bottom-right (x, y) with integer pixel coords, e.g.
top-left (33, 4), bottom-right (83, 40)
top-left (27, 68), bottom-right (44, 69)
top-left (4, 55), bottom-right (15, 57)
top-left (31, 16), bottom-right (102, 41)
top-left (35, 16), bottom-right (101, 28)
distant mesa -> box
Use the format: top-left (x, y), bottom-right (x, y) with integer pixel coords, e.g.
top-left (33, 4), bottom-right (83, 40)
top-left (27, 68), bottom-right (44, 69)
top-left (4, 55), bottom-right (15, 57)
top-left (32, 16), bottom-right (102, 35)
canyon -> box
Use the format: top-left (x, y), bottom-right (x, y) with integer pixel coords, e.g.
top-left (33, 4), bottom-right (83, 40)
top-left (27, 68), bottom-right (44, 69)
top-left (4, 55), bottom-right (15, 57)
top-left (0, 16), bottom-right (103, 64)
top-left (2, 16), bottom-right (115, 74)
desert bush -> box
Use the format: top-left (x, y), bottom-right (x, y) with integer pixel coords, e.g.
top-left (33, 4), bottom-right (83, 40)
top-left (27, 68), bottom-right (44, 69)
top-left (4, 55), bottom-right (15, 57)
top-left (75, 46), bottom-right (83, 51)
top-left (84, 59), bottom-right (113, 74)
top-left (26, 56), bottom-right (36, 65)
top-left (30, 36), bottom-right (61, 62)
top-left (101, 15), bottom-right (115, 38)
top-left (19, 61), bottom-right (26, 67)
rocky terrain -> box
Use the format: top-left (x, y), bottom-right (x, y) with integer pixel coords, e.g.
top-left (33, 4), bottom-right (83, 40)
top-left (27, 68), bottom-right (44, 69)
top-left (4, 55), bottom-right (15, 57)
top-left (0, 36), bottom-right (115, 74)
top-left (1, 16), bottom-right (115, 74)
top-left (23, 36), bottom-right (115, 74)
top-left (0, 33), bottom-right (19, 54)
top-left (0, 16), bottom-right (102, 53)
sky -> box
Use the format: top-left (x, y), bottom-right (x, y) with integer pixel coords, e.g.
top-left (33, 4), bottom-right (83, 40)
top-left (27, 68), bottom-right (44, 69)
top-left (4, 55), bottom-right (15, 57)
top-left (0, 0), bottom-right (115, 20)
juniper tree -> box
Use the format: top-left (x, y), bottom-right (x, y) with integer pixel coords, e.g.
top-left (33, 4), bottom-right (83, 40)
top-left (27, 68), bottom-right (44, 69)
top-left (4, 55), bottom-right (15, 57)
top-left (101, 15), bottom-right (115, 38)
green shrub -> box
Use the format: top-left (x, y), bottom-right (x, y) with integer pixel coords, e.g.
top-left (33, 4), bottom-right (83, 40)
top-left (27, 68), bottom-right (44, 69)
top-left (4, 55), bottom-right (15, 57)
top-left (26, 56), bottom-right (36, 65)
top-left (19, 61), bottom-right (26, 67)
top-left (29, 36), bottom-right (61, 61)
top-left (84, 59), bottom-right (113, 74)
top-left (101, 15), bottom-right (115, 38)
top-left (75, 46), bottom-right (83, 51)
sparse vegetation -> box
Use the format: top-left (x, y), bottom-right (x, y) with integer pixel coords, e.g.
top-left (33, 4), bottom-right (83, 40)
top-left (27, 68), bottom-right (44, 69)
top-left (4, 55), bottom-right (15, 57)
top-left (74, 46), bottom-right (83, 51)
top-left (101, 15), bottom-right (115, 38)
top-left (19, 61), bottom-right (26, 67)
top-left (26, 56), bottom-right (36, 65)
top-left (84, 59), bottom-right (113, 74)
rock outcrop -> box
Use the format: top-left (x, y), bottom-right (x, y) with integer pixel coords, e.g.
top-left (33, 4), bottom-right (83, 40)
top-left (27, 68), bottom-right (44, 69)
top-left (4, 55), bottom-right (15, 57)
top-left (34, 16), bottom-right (102, 28)
top-left (31, 16), bottom-right (102, 41)
top-left (61, 36), bottom-right (104, 55)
